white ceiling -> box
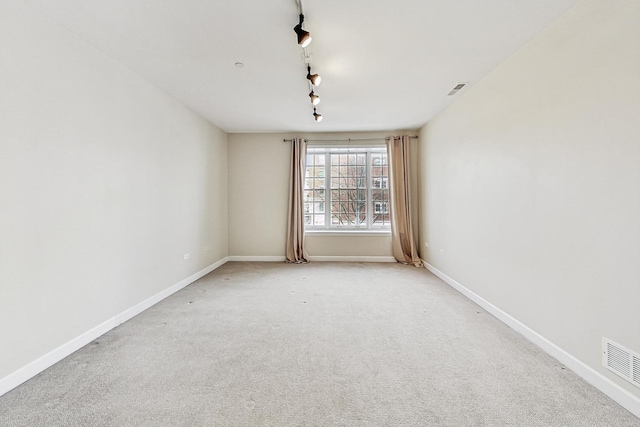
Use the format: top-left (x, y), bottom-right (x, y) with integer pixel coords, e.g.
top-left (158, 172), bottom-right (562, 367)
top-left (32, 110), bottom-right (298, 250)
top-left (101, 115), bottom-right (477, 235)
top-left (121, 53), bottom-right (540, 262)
top-left (30, 0), bottom-right (581, 133)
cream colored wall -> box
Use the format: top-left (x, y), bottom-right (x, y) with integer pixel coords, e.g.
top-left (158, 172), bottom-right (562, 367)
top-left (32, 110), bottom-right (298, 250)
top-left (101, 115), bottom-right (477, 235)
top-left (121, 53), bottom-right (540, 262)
top-left (0, 2), bottom-right (228, 381)
top-left (228, 133), bottom-right (290, 257)
top-left (419, 0), bottom-right (639, 398)
top-left (228, 131), bottom-right (418, 258)
top-left (305, 235), bottom-right (391, 258)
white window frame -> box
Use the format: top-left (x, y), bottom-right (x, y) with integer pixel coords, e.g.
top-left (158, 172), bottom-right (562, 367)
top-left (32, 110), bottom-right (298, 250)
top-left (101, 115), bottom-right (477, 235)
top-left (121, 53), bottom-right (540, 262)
top-left (304, 146), bottom-right (390, 232)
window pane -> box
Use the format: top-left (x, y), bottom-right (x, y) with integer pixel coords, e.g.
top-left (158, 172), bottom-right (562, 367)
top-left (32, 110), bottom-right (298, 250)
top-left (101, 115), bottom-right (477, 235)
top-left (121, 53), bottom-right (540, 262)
top-left (371, 189), bottom-right (388, 201)
top-left (356, 166), bottom-right (365, 187)
top-left (339, 165), bottom-right (349, 180)
top-left (304, 155), bottom-right (326, 228)
top-left (358, 210), bottom-right (366, 225)
top-left (372, 188), bottom-right (390, 227)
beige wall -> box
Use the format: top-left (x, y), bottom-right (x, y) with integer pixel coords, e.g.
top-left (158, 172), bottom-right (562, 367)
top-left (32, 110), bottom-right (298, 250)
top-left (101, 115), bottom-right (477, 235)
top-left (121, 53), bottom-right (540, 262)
top-left (228, 131), bottom-right (418, 259)
top-left (228, 133), bottom-right (290, 257)
top-left (419, 0), bottom-right (639, 398)
top-left (0, 2), bottom-right (228, 380)
top-left (305, 235), bottom-right (391, 258)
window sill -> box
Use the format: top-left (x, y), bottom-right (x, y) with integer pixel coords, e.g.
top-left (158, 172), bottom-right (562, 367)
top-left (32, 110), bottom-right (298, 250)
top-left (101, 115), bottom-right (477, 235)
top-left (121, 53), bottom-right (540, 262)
top-left (305, 229), bottom-right (391, 237)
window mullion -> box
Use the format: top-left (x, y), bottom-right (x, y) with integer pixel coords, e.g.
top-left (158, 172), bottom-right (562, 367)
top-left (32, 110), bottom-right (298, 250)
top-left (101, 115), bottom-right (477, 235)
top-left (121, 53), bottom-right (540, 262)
top-left (324, 152), bottom-right (330, 229)
top-left (367, 151), bottom-right (372, 229)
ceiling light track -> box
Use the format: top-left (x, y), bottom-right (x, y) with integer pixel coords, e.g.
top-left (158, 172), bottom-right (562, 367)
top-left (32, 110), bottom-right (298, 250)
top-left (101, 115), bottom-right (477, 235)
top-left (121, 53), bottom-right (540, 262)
top-left (293, 0), bottom-right (323, 123)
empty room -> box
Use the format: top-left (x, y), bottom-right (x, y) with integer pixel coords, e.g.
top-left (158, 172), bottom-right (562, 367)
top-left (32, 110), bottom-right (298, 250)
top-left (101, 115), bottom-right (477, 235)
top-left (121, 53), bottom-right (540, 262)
top-left (1, 0), bottom-right (638, 425)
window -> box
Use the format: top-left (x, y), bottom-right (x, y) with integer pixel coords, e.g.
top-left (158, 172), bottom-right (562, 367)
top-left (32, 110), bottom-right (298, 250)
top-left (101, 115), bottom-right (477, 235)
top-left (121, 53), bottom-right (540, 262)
top-left (304, 146), bottom-right (390, 230)
top-left (373, 177), bottom-right (388, 189)
top-left (374, 202), bottom-right (388, 214)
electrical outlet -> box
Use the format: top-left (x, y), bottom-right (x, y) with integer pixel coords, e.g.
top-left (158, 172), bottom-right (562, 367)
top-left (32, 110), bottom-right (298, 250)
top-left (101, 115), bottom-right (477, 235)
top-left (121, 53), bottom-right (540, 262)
top-left (425, 242), bottom-right (429, 248)
top-left (184, 253), bottom-right (190, 260)
top-left (440, 249), bottom-right (445, 255)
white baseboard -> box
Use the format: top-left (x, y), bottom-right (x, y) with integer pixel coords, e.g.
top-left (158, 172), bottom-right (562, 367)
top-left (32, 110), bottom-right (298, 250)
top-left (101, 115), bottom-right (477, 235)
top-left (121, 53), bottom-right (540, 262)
top-left (0, 257), bottom-right (229, 398)
top-left (228, 255), bottom-right (396, 263)
top-left (308, 256), bottom-right (396, 263)
top-left (117, 257), bottom-right (228, 325)
top-left (423, 261), bottom-right (640, 419)
top-left (0, 317), bottom-right (119, 399)
top-left (228, 256), bottom-right (287, 262)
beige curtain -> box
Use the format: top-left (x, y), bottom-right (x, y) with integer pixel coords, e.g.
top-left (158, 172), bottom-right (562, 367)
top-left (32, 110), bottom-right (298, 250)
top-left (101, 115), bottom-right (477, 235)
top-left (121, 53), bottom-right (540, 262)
top-left (387, 136), bottom-right (422, 267)
top-left (285, 138), bottom-right (309, 263)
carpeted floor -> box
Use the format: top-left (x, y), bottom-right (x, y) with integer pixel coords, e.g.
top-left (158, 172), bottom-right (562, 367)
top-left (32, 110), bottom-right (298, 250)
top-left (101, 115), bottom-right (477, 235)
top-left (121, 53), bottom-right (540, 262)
top-left (1, 262), bottom-right (638, 426)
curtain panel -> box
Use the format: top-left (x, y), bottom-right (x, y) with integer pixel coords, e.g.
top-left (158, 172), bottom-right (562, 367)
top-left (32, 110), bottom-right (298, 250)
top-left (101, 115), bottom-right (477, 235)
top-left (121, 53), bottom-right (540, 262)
top-left (285, 138), bottom-right (309, 263)
top-left (387, 135), bottom-right (422, 267)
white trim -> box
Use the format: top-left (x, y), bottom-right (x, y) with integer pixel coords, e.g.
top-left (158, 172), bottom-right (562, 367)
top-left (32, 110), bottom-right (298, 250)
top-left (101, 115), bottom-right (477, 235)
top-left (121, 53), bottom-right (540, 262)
top-left (0, 257), bottom-right (229, 398)
top-left (423, 261), bottom-right (640, 419)
top-left (227, 255), bottom-right (396, 263)
top-left (228, 256), bottom-right (287, 262)
top-left (0, 317), bottom-right (118, 398)
top-left (308, 256), bottom-right (396, 263)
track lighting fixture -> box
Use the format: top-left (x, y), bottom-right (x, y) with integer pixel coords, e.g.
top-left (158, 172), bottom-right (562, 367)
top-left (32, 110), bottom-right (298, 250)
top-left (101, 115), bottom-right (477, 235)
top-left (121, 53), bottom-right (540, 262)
top-left (293, 14), bottom-right (312, 48)
top-left (309, 90), bottom-right (320, 105)
top-left (306, 66), bottom-right (321, 86)
top-left (293, 1), bottom-right (323, 122)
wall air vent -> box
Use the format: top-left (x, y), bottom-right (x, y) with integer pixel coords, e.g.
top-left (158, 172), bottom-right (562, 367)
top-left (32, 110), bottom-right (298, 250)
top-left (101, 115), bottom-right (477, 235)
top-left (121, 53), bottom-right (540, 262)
top-left (447, 83), bottom-right (468, 96)
top-left (602, 338), bottom-right (640, 388)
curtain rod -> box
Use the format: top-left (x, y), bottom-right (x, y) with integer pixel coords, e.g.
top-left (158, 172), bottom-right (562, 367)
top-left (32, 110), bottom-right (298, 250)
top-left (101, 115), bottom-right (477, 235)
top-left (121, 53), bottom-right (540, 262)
top-left (283, 135), bottom-right (418, 142)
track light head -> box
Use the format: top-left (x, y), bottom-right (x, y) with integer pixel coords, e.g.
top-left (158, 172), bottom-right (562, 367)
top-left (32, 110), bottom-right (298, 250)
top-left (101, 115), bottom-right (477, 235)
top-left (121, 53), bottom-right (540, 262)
top-left (306, 66), bottom-right (321, 86)
top-left (309, 90), bottom-right (320, 105)
top-left (309, 73), bottom-right (321, 86)
top-left (294, 14), bottom-right (312, 47)
top-left (313, 108), bottom-right (323, 122)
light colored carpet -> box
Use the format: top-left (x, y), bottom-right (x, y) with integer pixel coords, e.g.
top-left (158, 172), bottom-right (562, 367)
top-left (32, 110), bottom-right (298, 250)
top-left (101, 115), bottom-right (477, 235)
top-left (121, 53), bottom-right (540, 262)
top-left (1, 262), bottom-right (638, 426)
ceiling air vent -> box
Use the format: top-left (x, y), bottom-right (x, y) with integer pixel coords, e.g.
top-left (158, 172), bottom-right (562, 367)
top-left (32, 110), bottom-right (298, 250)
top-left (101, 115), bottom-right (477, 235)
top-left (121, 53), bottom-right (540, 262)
top-left (447, 83), bottom-right (468, 96)
top-left (602, 338), bottom-right (640, 388)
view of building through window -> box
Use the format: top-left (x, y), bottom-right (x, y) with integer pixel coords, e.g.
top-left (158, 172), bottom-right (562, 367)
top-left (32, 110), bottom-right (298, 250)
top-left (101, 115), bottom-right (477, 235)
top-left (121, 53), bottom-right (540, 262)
top-left (304, 147), bottom-right (390, 230)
